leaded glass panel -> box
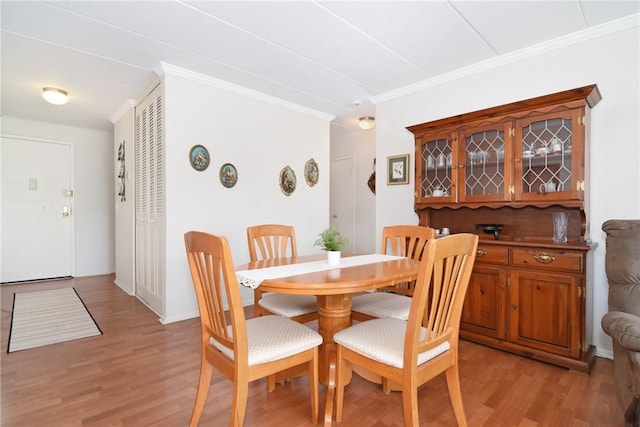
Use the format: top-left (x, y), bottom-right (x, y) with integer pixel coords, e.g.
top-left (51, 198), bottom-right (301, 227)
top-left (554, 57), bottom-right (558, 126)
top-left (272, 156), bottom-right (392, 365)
top-left (420, 138), bottom-right (452, 198)
top-left (521, 118), bottom-right (572, 194)
top-left (464, 129), bottom-right (505, 196)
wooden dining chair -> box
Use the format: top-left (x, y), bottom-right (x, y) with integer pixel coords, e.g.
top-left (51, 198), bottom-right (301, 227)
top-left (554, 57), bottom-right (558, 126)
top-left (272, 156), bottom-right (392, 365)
top-left (247, 224), bottom-right (317, 323)
top-left (351, 225), bottom-right (435, 322)
top-left (184, 231), bottom-right (322, 427)
top-left (334, 233), bottom-right (479, 426)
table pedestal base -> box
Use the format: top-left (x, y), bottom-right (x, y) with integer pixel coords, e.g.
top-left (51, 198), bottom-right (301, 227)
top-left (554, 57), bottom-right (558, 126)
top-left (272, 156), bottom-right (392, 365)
top-left (316, 294), bottom-right (352, 385)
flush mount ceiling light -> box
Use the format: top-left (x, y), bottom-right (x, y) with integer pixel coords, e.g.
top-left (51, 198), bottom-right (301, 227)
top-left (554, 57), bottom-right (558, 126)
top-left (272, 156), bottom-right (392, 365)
top-left (358, 116), bottom-right (375, 130)
top-left (42, 87), bottom-right (69, 105)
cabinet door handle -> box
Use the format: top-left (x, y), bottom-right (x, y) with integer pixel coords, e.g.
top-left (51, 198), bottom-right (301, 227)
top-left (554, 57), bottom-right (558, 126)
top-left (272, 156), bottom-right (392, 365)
top-left (533, 253), bottom-right (556, 264)
top-left (476, 248), bottom-right (487, 257)
top-left (511, 304), bottom-right (517, 310)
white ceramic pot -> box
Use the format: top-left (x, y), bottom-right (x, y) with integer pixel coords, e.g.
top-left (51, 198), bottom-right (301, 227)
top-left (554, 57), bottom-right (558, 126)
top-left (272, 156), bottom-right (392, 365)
top-left (327, 251), bottom-right (341, 266)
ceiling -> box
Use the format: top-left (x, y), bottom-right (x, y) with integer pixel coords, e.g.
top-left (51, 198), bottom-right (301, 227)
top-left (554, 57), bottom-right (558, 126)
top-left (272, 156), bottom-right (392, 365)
top-left (2, 1), bottom-right (639, 132)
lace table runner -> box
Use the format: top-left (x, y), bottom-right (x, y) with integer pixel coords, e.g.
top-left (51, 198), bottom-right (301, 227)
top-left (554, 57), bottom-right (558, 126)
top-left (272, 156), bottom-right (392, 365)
top-left (236, 254), bottom-right (405, 289)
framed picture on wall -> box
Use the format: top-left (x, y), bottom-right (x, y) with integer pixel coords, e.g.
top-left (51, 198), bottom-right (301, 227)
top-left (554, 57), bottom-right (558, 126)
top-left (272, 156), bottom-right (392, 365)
top-left (387, 154), bottom-right (409, 185)
top-left (189, 144), bottom-right (210, 171)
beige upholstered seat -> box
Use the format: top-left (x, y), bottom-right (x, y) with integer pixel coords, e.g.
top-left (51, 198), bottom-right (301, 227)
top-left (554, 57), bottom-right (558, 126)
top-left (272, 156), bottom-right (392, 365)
top-left (351, 225), bottom-right (435, 321)
top-left (184, 231), bottom-right (322, 427)
top-left (351, 291), bottom-right (414, 320)
top-left (247, 224), bottom-right (317, 323)
top-left (334, 233), bottom-right (478, 426)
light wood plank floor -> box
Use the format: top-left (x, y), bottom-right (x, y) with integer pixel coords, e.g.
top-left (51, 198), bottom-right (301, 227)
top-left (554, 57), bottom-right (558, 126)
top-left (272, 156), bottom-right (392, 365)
top-left (1, 275), bottom-right (623, 426)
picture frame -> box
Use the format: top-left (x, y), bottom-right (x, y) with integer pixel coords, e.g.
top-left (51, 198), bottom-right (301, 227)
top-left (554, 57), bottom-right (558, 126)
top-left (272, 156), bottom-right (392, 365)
top-left (219, 163), bottom-right (238, 188)
top-left (387, 154), bottom-right (409, 185)
top-left (304, 158), bottom-right (319, 187)
top-left (279, 165), bottom-right (297, 196)
top-left (189, 144), bottom-right (210, 172)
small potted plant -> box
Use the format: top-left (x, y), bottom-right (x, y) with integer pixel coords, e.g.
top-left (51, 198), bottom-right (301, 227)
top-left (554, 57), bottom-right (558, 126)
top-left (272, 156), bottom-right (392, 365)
top-left (314, 227), bottom-right (348, 265)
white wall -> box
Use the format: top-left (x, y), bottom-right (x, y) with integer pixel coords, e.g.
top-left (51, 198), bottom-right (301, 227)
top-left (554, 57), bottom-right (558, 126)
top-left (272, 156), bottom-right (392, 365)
top-left (330, 125), bottom-right (376, 254)
top-left (1, 116), bottom-right (115, 277)
top-left (113, 109), bottom-right (135, 294)
top-left (374, 25), bottom-right (640, 358)
top-left (160, 71), bottom-right (332, 323)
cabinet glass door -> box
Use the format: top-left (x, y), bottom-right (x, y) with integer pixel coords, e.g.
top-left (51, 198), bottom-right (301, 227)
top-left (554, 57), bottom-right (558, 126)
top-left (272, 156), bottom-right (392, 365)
top-left (459, 123), bottom-right (511, 203)
top-left (515, 110), bottom-right (583, 202)
top-left (418, 135), bottom-right (454, 202)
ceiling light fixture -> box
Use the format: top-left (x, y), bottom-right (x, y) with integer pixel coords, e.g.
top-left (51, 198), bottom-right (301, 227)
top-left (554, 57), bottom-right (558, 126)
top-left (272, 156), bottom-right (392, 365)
top-left (358, 116), bottom-right (375, 130)
top-left (42, 87), bottom-right (69, 105)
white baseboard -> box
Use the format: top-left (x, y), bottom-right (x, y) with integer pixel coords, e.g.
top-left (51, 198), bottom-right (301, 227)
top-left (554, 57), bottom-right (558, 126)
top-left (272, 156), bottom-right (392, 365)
top-left (113, 278), bottom-right (134, 295)
top-left (160, 311), bottom-right (199, 324)
top-left (595, 348), bottom-right (614, 360)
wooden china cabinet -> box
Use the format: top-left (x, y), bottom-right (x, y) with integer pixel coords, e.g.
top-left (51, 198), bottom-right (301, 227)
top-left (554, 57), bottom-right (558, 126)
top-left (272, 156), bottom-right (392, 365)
top-left (407, 85), bottom-right (601, 373)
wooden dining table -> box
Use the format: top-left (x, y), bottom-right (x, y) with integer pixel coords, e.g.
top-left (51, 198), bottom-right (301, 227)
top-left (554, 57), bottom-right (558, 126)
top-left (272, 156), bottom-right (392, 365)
top-left (236, 254), bottom-right (420, 425)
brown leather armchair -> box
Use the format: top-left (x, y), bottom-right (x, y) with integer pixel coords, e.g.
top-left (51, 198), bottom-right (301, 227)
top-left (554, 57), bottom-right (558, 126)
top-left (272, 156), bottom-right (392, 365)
top-left (601, 220), bottom-right (640, 426)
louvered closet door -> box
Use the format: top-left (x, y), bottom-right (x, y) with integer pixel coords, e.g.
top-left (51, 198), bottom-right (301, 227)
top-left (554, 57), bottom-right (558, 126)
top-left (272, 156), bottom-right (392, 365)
top-left (135, 83), bottom-right (164, 315)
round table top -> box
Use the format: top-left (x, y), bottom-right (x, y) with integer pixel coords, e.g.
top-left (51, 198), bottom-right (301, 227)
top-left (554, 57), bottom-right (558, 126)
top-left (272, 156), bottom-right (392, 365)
top-left (236, 254), bottom-right (420, 296)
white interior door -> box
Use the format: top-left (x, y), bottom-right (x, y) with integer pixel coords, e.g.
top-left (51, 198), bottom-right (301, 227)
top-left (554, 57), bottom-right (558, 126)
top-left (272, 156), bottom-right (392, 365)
top-left (330, 156), bottom-right (356, 252)
top-left (1, 136), bottom-right (74, 283)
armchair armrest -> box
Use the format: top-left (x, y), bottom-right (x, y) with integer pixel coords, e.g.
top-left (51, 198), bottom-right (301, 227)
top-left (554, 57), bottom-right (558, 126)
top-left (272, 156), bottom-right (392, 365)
top-left (602, 311), bottom-right (640, 352)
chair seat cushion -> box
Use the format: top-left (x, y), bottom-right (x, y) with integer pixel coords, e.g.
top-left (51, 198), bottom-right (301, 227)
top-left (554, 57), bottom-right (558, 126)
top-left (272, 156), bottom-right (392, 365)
top-left (259, 293), bottom-right (317, 317)
top-left (334, 318), bottom-right (450, 368)
top-left (211, 315), bottom-right (322, 366)
top-left (351, 292), bottom-right (412, 320)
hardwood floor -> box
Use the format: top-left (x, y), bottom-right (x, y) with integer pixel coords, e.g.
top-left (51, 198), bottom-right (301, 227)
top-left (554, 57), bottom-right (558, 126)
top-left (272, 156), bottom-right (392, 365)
top-left (1, 275), bottom-right (623, 426)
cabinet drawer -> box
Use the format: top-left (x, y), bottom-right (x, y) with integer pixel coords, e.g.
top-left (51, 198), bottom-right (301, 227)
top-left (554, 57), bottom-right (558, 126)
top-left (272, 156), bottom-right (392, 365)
top-left (474, 246), bottom-right (508, 265)
top-left (511, 248), bottom-right (584, 273)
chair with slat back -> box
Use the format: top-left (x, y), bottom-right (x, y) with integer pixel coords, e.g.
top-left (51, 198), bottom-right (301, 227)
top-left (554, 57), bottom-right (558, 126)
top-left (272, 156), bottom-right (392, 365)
top-left (184, 231), bottom-right (322, 427)
top-left (351, 225), bottom-right (435, 322)
top-left (334, 233), bottom-right (478, 426)
top-left (247, 224), bottom-right (318, 323)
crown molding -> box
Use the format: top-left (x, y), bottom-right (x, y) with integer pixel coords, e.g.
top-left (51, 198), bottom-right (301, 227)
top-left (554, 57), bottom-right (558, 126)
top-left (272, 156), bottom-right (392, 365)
top-left (154, 62), bottom-right (334, 121)
top-left (109, 99), bottom-right (135, 124)
top-left (372, 14), bottom-right (640, 105)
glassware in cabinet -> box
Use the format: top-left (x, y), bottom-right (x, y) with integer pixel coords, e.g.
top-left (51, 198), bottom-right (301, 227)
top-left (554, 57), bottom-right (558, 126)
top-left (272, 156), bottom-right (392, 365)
top-left (416, 134), bottom-right (455, 202)
top-left (458, 122), bottom-right (512, 203)
top-left (515, 108), bottom-right (584, 202)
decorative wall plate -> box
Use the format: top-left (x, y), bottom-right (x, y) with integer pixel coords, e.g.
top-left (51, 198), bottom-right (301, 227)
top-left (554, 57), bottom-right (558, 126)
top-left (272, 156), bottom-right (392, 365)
top-left (368, 171), bottom-right (376, 194)
top-left (189, 144), bottom-right (210, 171)
top-left (117, 141), bottom-right (126, 201)
top-left (219, 163), bottom-right (238, 188)
top-left (304, 158), bottom-right (319, 187)
top-left (279, 165), bottom-right (296, 196)
top-left (368, 157), bottom-right (376, 194)
top-left (117, 142), bottom-right (125, 161)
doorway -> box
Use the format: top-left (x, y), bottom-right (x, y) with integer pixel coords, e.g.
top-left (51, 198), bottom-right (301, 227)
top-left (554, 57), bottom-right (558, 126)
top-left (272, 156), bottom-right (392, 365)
top-left (330, 156), bottom-right (356, 252)
top-left (1, 136), bottom-right (74, 283)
